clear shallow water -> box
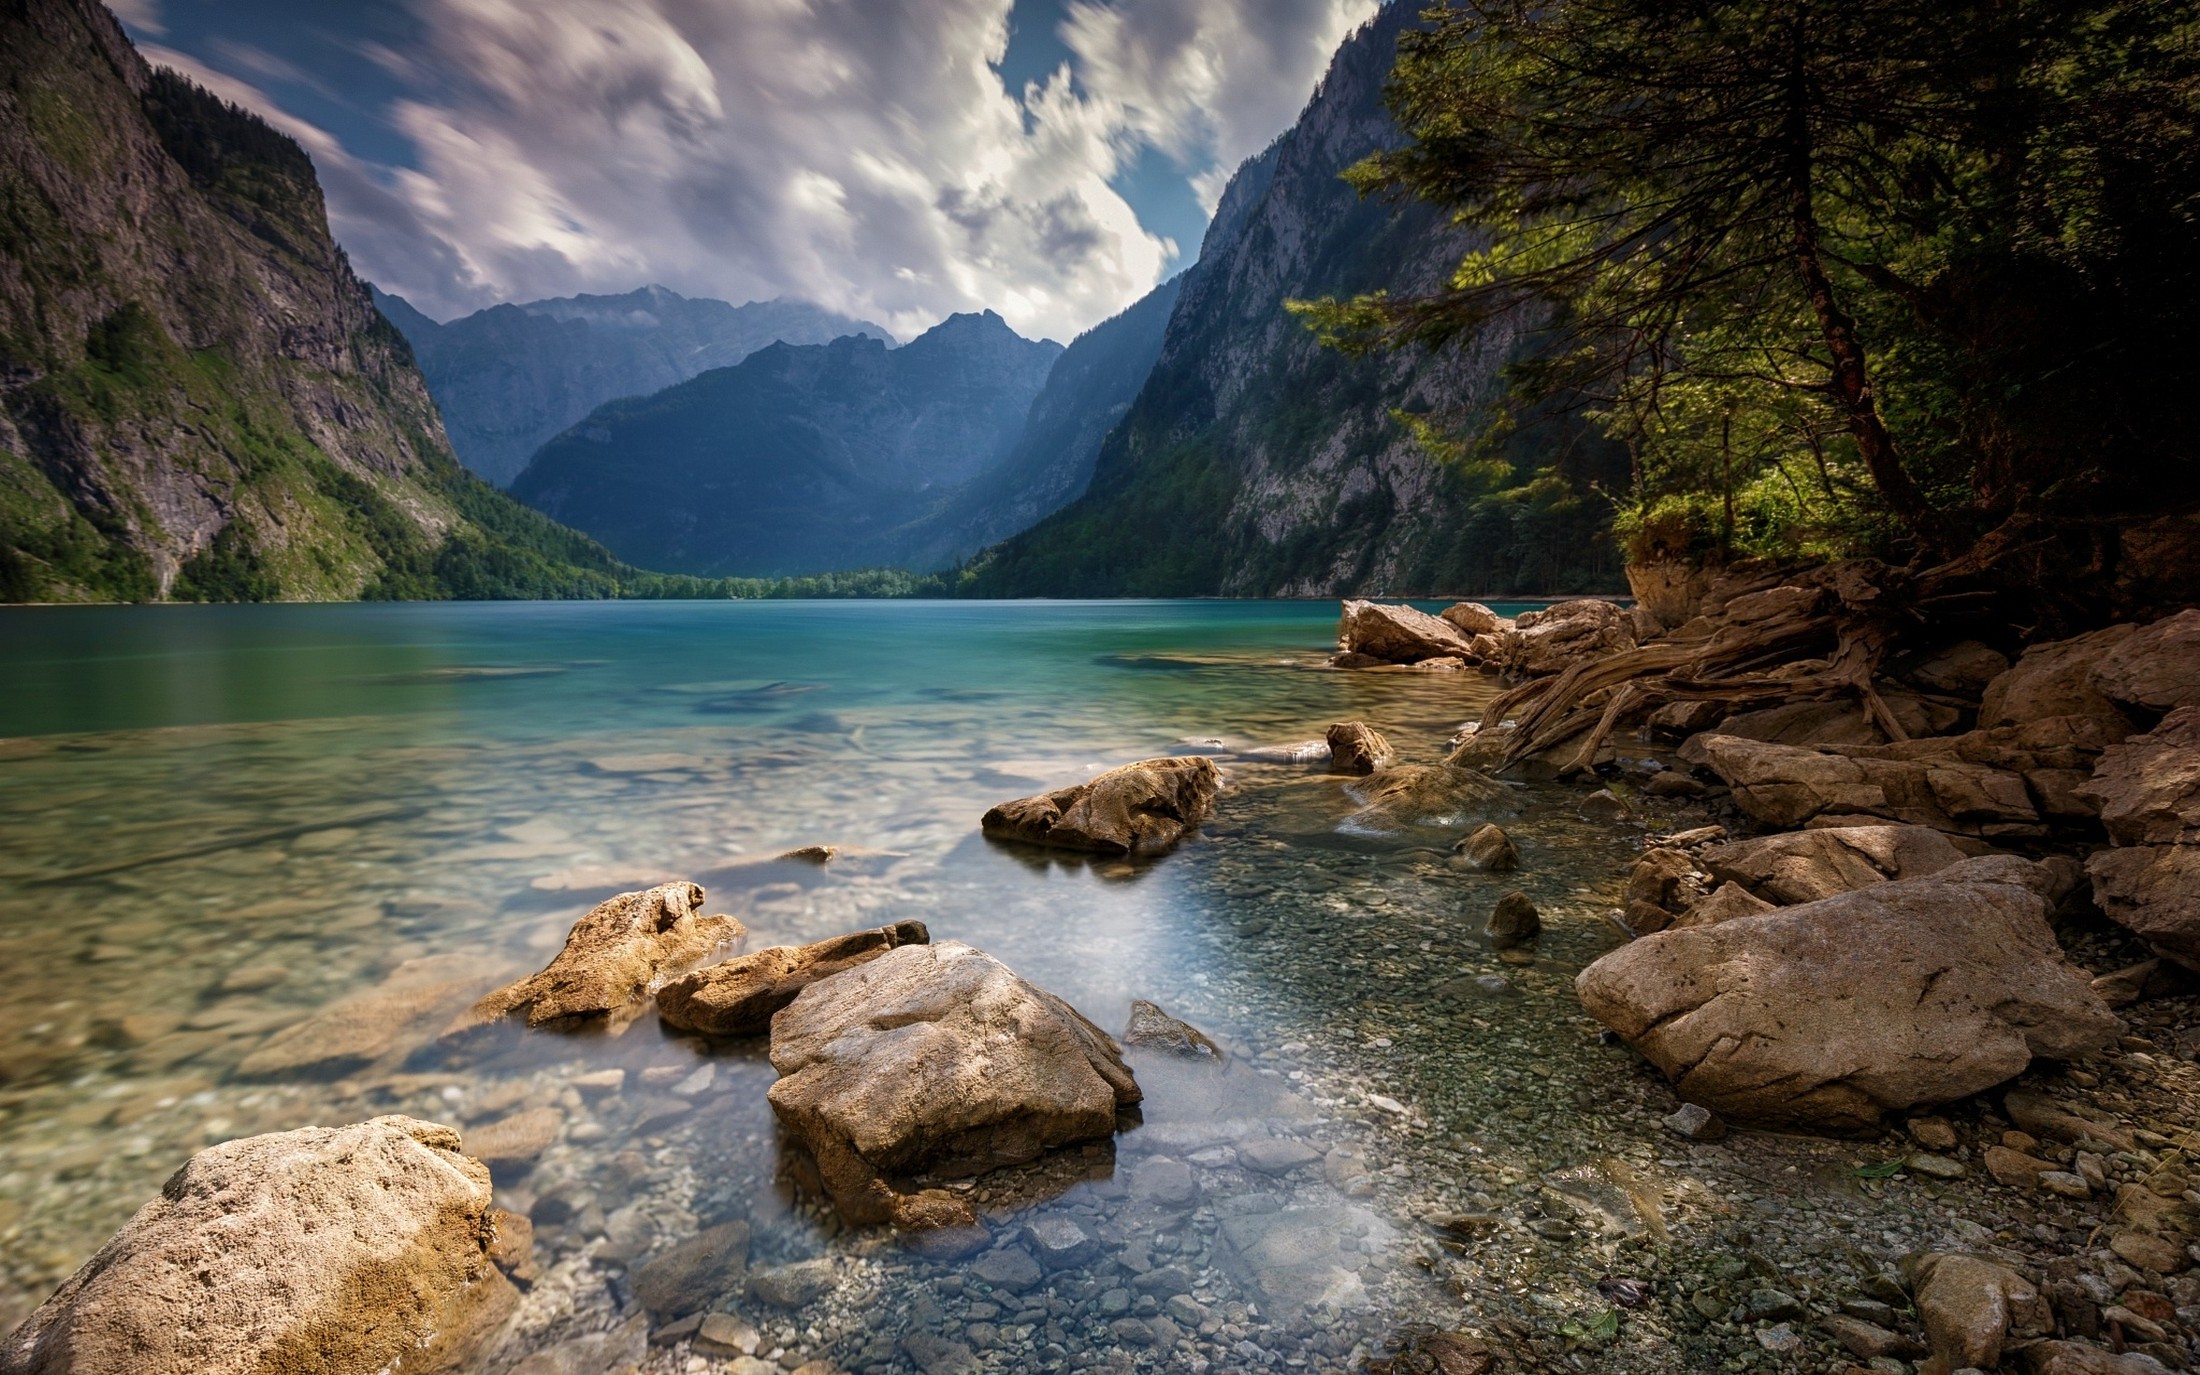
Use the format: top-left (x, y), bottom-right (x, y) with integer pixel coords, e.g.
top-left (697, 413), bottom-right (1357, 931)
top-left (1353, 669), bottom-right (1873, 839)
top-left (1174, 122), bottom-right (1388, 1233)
top-left (0, 601), bottom-right (1675, 1372)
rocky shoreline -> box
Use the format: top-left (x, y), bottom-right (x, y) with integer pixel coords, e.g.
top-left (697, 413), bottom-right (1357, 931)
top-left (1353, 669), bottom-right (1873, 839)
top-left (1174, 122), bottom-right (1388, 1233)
top-left (1328, 571), bottom-right (2200, 1374)
top-left (4, 577), bottom-right (2198, 1375)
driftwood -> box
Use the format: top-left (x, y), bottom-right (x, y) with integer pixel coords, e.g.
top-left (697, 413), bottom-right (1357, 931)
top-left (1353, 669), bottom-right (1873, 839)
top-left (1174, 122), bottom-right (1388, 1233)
top-left (1477, 560), bottom-right (1918, 775)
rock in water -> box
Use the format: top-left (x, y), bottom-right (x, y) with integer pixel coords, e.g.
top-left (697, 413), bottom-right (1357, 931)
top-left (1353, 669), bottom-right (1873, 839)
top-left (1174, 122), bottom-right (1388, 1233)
top-left (0, 1116), bottom-right (515, 1375)
top-left (463, 882), bottom-right (742, 1029)
top-left (981, 757), bottom-right (1220, 855)
top-left (238, 952), bottom-right (505, 1077)
top-left (1575, 857), bottom-right (2121, 1132)
top-left (632, 1220), bottom-right (750, 1317)
top-left (1336, 600), bottom-right (1476, 664)
top-left (766, 942), bottom-right (1140, 1223)
top-left (1698, 824), bottom-right (1967, 905)
top-left (1122, 999), bottom-right (1224, 1061)
top-left (1454, 823), bottom-right (1519, 872)
top-left (1486, 892), bottom-right (1542, 950)
top-left (657, 920), bottom-right (931, 1036)
top-left (1326, 722), bottom-right (1395, 775)
top-left (1345, 765), bottom-right (1507, 832)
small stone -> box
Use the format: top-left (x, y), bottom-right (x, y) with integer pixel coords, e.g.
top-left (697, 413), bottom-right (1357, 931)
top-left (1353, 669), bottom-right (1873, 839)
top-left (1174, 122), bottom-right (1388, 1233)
top-left (899, 1331), bottom-right (979, 1375)
top-left (1326, 722), bottom-right (1395, 775)
top-left (748, 1258), bottom-right (838, 1308)
top-left (1908, 1117), bottom-right (1959, 1151)
top-left (1133, 1158), bottom-right (1199, 1208)
top-left (1645, 771), bottom-right (1707, 799)
top-left (1486, 891), bottom-right (1541, 950)
top-left (1455, 824), bottom-right (1519, 873)
top-left (570, 1069), bottom-right (626, 1096)
top-left (1984, 1146), bottom-right (2056, 1189)
top-left (1822, 1315), bottom-right (1918, 1360)
top-left (696, 1313), bottom-right (761, 1356)
top-left (633, 1220), bottom-right (751, 1316)
top-left (970, 1246), bottom-right (1042, 1293)
top-left (1023, 1214), bottom-right (1101, 1270)
top-left (1238, 1137), bottom-right (1322, 1174)
top-left (1905, 1152), bottom-right (1967, 1180)
top-left (1755, 1323), bottom-right (1803, 1354)
top-left (1580, 789), bottom-right (1633, 823)
top-left (2040, 1171), bottom-right (2092, 1197)
top-left (1662, 1103), bottom-right (1726, 1141)
top-left (1747, 1288), bottom-right (1805, 1321)
top-left (673, 1064), bottom-right (716, 1096)
top-left (2110, 1230), bottom-right (2186, 1275)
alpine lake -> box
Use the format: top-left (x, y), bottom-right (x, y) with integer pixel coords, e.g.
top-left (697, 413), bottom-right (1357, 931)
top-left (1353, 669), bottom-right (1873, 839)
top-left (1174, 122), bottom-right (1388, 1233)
top-left (0, 600), bottom-right (2034, 1374)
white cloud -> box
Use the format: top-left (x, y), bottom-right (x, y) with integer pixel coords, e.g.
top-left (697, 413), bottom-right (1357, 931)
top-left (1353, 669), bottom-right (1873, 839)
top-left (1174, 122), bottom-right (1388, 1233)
top-left (104, 0), bottom-right (162, 36)
top-left (159, 0), bottom-right (1380, 340)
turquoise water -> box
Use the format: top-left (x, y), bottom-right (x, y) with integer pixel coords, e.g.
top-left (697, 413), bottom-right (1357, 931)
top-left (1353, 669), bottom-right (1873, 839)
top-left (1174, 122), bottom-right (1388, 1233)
top-left (0, 600), bottom-right (1661, 1373)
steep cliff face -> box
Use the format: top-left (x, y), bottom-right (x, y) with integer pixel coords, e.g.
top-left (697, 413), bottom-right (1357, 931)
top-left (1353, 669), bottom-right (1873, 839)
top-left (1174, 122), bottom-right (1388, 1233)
top-left (510, 311), bottom-right (1061, 578)
top-left (0, 0), bottom-right (623, 601)
top-left (966, 4), bottom-right (1625, 597)
top-left (879, 273), bottom-right (1182, 571)
top-left (378, 286), bottom-right (894, 488)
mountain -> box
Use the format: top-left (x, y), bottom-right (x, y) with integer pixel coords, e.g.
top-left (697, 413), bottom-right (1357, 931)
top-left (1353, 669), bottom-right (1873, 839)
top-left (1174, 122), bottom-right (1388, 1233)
top-left (0, 0), bottom-right (636, 602)
top-left (874, 272), bottom-right (1184, 570)
top-left (510, 311), bottom-right (1061, 577)
top-left (964, 3), bottom-right (1627, 597)
top-left (375, 286), bottom-right (895, 488)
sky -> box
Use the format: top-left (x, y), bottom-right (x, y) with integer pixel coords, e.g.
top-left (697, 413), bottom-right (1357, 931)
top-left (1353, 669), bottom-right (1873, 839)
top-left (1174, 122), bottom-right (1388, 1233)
top-left (110, 0), bottom-right (1379, 342)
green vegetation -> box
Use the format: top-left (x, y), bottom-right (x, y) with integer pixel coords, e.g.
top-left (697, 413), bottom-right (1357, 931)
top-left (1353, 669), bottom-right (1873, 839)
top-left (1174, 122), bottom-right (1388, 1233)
top-left (1299, 0), bottom-right (2200, 582)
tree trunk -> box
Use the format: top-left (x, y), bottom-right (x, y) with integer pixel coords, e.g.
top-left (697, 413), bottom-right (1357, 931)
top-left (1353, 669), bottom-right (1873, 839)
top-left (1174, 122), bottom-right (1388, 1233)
top-left (1783, 39), bottom-right (1943, 548)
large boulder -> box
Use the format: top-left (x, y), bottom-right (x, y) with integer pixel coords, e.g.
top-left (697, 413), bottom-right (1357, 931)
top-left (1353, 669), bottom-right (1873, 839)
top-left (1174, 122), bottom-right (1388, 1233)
top-left (2089, 609), bottom-right (2200, 715)
top-left (1698, 824), bottom-right (1968, 905)
top-left (1501, 599), bottom-right (1636, 676)
top-left (1575, 857), bottom-right (2121, 1132)
top-left (1980, 624), bottom-right (2139, 731)
top-left (1697, 735), bottom-right (2046, 838)
top-left (463, 882), bottom-right (741, 1030)
top-left (1336, 600), bottom-right (1476, 664)
top-left (2083, 707), bottom-right (2200, 970)
top-left (766, 942), bottom-right (1140, 1223)
top-left (1439, 601), bottom-right (1507, 637)
top-left (981, 757), bottom-right (1220, 855)
top-left (656, 920), bottom-right (931, 1036)
top-left (1908, 1252), bottom-right (2053, 1373)
top-left (0, 1116), bottom-right (515, 1375)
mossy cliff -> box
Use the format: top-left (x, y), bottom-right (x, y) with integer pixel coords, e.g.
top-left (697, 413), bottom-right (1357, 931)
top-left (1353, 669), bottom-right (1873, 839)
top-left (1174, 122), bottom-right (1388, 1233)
top-left (0, 0), bottom-right (625, 601)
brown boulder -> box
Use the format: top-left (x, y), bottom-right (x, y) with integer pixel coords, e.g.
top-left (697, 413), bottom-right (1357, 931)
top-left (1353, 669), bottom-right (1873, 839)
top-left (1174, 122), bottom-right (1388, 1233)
top-left (981, 757), bottom-right (1220, 855)
top-left (2090, 609), bottom-right (2200, 715)
top-left (2089, 844), bottom-right (2200, 972)
top-left (766, 942), bottom-right (1139, 1224)
top-left (464, 883), bottom-right (741, 1030)
top-left (2083, 706), bottom-right (2200, 845)
top-left (1439, 602), bottom-right (1506, 637)
top-left (2016, 1340), bottom-right (2181, 1374)
top-left (1336, 600), bottom-right (1476, 664)
top-left (1326, 722), bottom-right (1395, 775)
top-left (0, 1117), bottom-right (514, 1375)
top-left (1502, 599), bottom-right (1636, 676)
top-left (1698, 735), bottom-right (2043, 837)
top-left (1574, 858), bottom-right (2121, 1132)
top-left (1627, 848), bottom-right (1698, 911)
top-left (1981, 625), bottom-right (2139, 730)
top-left (657, 920), bottom-right (931, 1036)
top-left (1698, 825), bottom-right (1967, 905)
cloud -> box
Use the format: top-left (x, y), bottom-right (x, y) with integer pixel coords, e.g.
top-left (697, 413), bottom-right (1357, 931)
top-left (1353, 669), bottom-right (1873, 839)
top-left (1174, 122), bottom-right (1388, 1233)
top-left (104, 0), bottom-right (163, 36)
top-left (159, 0), bottom-right (1378, 339)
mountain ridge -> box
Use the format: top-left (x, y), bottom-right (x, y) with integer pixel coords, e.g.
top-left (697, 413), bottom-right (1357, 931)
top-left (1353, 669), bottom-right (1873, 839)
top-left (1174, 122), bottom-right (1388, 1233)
top-left (377, 284), bottom-right (894, 488)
